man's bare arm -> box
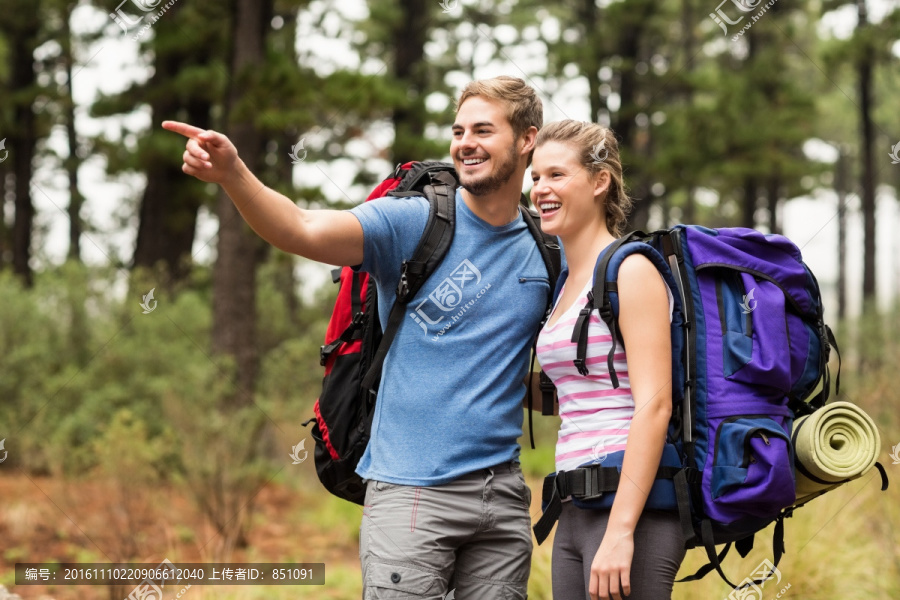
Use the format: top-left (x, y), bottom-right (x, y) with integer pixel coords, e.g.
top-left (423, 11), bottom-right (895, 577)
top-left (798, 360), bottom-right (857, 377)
top-left (163, 120), bottom-right (363, 266)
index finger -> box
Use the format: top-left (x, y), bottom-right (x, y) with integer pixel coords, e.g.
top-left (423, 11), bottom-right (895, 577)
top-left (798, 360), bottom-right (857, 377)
top-left (162, 120), bottom-right (206, 139)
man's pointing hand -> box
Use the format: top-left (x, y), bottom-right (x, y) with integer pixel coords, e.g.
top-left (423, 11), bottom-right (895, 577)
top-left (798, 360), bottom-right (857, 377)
top-left (162, 120), bottom-right (240, 185)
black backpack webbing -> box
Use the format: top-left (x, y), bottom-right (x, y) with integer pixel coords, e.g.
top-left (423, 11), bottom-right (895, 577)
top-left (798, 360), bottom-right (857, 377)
top-left (319, 273), bottom-right (365, 366)
top-left (361, 171), bottom-right (457, 393)
top-left (520, 205), bottom-right (561, 449)
top-left (571, 232), bottom-right (642, 386)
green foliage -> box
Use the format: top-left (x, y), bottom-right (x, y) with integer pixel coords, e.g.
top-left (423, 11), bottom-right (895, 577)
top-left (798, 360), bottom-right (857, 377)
top-left (518, 409), bottom-right (558, 479)
top-left (1, 259), bottom-right (330, 481)
top-left (92, 407), bottom-right (174, 484)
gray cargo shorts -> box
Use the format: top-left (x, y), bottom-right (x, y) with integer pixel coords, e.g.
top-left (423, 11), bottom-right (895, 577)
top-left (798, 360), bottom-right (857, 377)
top-left (359, 461), bottom-right (533, 599)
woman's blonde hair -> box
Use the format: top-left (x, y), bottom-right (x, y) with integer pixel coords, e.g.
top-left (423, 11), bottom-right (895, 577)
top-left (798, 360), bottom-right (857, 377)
top-left (534, 120), bottom-right (632, 236)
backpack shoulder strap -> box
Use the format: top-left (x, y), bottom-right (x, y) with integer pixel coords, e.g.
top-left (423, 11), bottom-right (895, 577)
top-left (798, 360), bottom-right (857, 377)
top-left (573, 232), bottom-right (678, 386)
top-left (570, 233), bottom-right (639, 382)
top-left (360, 172), bottom-right (457, 392)
top-left (520, 204), bottom-right (563, 432)
top-left (520, 204), bottom-right (562, 291)
top-left (394, 170), bottom-right (457, 301)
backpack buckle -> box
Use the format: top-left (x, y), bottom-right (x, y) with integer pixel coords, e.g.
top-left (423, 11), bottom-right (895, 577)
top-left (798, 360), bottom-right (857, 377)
top-left (580, 465), bottom-right (606, 501)
top-left (818, 321), bottom-right (831, 361)
top-left (396, 261), bottom-right (410, 299)
top-left (598, 303), bottom-right (613, 322)
top-left (573, 358), bottom-right (588, 376)
top-left (579, 469), bottom-right (604, 501)
top-left (539, 370), bottom-right (555, 393)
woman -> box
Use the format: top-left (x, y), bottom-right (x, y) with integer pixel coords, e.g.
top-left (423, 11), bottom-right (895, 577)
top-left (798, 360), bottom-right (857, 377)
top-left (531, 120), bottom-right (685, 600)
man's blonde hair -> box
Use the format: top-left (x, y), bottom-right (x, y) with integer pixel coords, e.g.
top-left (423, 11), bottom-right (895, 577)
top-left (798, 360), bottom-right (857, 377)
top-left (456, 76), bottom-right (543, 147)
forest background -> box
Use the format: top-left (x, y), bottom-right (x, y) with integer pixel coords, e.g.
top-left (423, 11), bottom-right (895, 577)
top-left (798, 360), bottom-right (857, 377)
top-left (1, 0), bottom-right (900, 598)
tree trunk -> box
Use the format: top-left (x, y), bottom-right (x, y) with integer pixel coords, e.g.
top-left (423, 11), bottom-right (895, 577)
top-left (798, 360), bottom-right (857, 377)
top-left (132, 17), bottom-right (207, 282)
top-left (212, 0), bottom-right (271, 396)
top-left (9, 0), bottom-right (40, 286)
top-left (628, 180), bottom-right (652, 232)
top-left (680, 0), bottom-right (696, 226)
top-left (612, 0), bottom-right (655, 233)
top-left (742, 177), bottom-right (756, 229)
top-left (684, 187), bottom-right (696, 224)
top-left (766, 174), bottom-right (780, 235)
top-left (390, 0), bottom-right (430, 163)
top-left (609, 14), bottom-right (643, 159)
top-left (857, 0), bottom-right (876, 305)
top-left (62, 4), bottom-right (84, 262)
top-left (579, 0), bottom-right (602, 123)
top-left (835, 148), bottom-right (848, 321)
top-left (0, 172), bottom-right (12, 270)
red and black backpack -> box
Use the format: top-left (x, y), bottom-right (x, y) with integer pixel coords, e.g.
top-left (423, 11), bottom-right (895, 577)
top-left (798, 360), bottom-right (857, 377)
top-left (304, 160), bottom-right (560, 504)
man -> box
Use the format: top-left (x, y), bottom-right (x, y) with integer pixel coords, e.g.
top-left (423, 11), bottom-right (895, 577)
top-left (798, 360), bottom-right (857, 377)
top-left (164, 76), bottom-right (549, 599)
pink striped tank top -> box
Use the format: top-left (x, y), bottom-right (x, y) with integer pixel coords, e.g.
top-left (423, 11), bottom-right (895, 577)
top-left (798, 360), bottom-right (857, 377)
top-left (536, 278), bottom-right (672, 473)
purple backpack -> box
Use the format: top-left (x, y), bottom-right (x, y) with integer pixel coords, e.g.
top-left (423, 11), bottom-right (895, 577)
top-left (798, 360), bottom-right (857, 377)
top-left (655, 226), bottom-right (833, 586)
top-left (534, 226), bottom-right (840, 588)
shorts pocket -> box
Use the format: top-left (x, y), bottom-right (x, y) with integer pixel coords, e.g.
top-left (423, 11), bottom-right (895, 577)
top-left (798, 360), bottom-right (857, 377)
top-left (373, 480), bottom-right (410, 495)
top-left (512, 467), bottom-right (532, 512)
top-left (364, 562), bottom-right (443, 599)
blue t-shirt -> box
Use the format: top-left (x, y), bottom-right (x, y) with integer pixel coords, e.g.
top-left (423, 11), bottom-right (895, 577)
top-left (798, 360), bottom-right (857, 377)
top-left (350, 189), bottom-right (552, 485)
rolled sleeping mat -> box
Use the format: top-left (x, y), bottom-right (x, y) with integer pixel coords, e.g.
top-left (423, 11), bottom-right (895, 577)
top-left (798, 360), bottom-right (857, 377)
top-left (791, 401), bottom-right (881, 504)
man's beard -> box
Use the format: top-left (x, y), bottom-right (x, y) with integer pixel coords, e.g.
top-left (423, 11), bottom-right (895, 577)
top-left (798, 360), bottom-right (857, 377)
top-left (459, 145), bottom-right (518, 197)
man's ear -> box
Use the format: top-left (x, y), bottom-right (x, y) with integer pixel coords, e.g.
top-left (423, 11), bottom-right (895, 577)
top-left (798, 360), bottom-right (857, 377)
top-left (519, 126), bottom-right (538, 157)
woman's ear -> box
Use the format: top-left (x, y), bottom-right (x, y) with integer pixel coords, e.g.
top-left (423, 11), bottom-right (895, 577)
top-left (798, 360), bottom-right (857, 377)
top-left (593, 169), bottom-right (612, 200)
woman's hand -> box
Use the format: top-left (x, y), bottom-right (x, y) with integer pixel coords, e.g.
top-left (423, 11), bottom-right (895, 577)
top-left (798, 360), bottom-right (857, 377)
top-left (589, 527), bottom-right (634, 600)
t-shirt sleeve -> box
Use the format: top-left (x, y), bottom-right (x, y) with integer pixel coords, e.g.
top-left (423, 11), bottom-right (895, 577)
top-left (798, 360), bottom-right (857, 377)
top-left (349, 196), bottom-right (430, 280)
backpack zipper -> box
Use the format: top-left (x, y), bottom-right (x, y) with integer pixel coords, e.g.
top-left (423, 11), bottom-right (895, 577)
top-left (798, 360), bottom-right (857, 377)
top-left (712, 415), bottom-right (789, 469)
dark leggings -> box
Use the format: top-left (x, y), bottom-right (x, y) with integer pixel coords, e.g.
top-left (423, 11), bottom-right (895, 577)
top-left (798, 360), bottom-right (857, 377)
top-left (552, 503), bottom-right (685, 600)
